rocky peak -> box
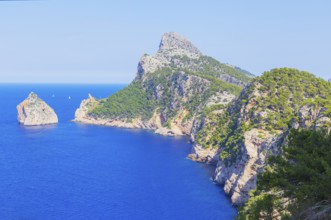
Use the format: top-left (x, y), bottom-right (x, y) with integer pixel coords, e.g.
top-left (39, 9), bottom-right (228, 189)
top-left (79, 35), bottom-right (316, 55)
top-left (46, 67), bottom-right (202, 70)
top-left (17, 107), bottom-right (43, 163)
top-left (17, 92), bottom-right (58, 126)
top-left (26, 92), bottom-right (38, 101)
top-left (328, 78), bottom-right (331, 82)
top-left (29, 92), bottom-right (36, 97)
top-left (137, 32), bottom-right (202, 78)
top-left (158, 32), bottom-right (202, 56)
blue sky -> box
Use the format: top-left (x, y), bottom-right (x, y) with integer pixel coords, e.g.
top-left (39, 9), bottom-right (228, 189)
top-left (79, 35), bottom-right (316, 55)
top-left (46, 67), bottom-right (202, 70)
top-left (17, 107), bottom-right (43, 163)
top-left (0, 0), bottom-right (330, 83)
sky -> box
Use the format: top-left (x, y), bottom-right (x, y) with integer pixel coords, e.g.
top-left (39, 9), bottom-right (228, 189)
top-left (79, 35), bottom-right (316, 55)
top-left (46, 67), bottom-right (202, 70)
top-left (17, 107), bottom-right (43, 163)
top-left (0, 0), bottom-right (330, 83)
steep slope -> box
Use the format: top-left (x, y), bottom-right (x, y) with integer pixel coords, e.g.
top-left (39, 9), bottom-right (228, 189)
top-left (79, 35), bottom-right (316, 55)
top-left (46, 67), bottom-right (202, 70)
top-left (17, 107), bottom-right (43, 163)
top-left (74, 32), bottom-right (253, 137)
top-left (238, 129), bottom-right (331, 219)
top-left (203, 68), bottom-right (331, 205)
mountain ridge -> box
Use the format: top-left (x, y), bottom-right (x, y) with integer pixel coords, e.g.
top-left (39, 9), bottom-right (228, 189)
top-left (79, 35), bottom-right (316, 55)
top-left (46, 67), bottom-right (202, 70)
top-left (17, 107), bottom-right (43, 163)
top-left (73, 33), bottom-right (331, 218)
top-left (74, 32), bottom-right (252, 137)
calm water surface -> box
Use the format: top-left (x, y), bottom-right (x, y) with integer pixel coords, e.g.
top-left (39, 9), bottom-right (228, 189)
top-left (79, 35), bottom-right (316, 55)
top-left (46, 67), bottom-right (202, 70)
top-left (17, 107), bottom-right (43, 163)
top-left (0, 84), bottom-right (236, 220)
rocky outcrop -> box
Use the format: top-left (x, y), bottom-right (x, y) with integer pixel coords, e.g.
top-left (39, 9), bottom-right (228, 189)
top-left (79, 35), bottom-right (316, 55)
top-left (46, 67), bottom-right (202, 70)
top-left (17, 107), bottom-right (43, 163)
top-left (159, 32), bottom-right (202, 58)
top-left (17, 92), bottom-right (58, 126)
top-left (214, 108), bottom-right (330, 205)
top-left (74, 94), bottom-right (98, 123)
top-left (74, 73), bottom-right (210, 136)
top-left (212, 70), bottom-right (331, 205)
top-left (214, 129), bottom-right (283, 204)
top-left (136, 32), bottom-right (252, 86)
top-left (216, 103), bottom-right (331, 205)
top-left (205, 91), bottom-right (236, 107)
top-left (187, 145), bottom-right (219, 165)
top-left (219, 74), bottom-right (246, 87)
top-left (189, 91), bottom-right (236, 164)
top-left (137, 32), bottom-right (202, 79)
top-left (74, 32), bottom-right (251, 139)
top-left (294, 104), bottom-right (331, 132)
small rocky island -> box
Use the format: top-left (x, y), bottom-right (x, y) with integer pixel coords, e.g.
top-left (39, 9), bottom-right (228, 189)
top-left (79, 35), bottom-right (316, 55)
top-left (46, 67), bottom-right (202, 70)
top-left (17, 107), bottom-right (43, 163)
top-left (17, 92), bottom-right (58, 126)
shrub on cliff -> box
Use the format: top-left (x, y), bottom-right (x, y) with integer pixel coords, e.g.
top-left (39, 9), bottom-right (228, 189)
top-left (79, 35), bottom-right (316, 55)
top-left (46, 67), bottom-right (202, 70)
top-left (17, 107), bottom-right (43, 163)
top-left (238, 129), bottom-right (331, 220)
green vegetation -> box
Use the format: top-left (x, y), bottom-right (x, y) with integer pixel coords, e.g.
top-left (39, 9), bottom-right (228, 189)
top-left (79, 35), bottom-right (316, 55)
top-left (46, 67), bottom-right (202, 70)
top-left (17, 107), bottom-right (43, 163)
top-left (238, 129), bottom-right (331, 220)
top-left (86, 48), bottom-right (254, 124)
top-left (170, 55), bottom-right (253, 84)
top-left (252, 68), bottom-right (331, 131)
top-left (185, 69), bottom-right (242, 96)
top-left (90, 80), bottom-right (155, 120)
top-left (193, 68), bottom-right (331, 218)
top-left (87, 61), bottom-right (331, 220)
top-left (196, 110), bottom-right (232, 149)
top-left (197, 68), bottom-right (331, 165)
top-left (145, 68), bottom-right (242, 120)
top-left (89, 63), bottom-right (245, 123)
top-left (199, 56), bottom-right (253, 83)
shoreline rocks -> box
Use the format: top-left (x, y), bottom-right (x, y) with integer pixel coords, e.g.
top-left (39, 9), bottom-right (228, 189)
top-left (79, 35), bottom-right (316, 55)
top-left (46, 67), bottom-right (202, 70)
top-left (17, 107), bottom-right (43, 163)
top-left (74, 94), bottom-right (190, 136)
top-left (17, 92), bottom-right (58, 126)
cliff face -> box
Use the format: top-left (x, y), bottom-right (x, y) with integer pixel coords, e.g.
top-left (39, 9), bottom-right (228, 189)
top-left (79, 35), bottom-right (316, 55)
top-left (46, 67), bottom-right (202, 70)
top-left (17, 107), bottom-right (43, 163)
top-left (211, 69), bottom-right (331, 205)
top-left (17, 92), bottom-right (58, 126)
top-left (137, 32), bottom-right (202, 79)
top-left (74, 32), bottom-right (252, 138)
top-left (75, 73), bottom-right (212, 136)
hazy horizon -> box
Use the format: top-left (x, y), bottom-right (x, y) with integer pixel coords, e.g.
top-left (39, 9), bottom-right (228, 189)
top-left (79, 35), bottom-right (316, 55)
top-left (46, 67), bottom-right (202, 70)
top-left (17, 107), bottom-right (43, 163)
top-left (0, 81), bottom-right (129, 85)
top-left (1, 0), bottom-right (330, 83)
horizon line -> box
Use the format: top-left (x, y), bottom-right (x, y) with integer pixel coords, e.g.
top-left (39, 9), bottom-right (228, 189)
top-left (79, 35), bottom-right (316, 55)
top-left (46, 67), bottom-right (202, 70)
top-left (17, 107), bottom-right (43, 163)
top-left (0, 82), bottom-right (130, 85)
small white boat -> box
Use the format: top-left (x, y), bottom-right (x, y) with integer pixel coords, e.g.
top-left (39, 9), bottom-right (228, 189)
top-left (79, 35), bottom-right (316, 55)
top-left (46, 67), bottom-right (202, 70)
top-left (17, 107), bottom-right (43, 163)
top-left (68, 96), bottom-right (71, 100)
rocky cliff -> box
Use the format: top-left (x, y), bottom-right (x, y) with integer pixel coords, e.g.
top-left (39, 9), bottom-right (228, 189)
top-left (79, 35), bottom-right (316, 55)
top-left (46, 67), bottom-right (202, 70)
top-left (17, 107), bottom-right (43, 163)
top-left (74, 32), bottom-right (252, 138)
top-left (17, 92), bottom-right (58, 126)
top-left (209, 68), bottom-right (331, 205)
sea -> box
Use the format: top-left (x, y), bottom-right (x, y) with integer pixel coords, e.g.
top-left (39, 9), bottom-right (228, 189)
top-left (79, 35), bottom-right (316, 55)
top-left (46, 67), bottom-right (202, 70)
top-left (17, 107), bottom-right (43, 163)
top-left (0, 84), bottom-right (236, 220)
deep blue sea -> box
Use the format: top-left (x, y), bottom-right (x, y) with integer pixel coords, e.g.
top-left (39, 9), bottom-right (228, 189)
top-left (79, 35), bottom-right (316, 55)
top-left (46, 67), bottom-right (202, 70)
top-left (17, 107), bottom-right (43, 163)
top-left (0, 84), bottom-right (236, 220)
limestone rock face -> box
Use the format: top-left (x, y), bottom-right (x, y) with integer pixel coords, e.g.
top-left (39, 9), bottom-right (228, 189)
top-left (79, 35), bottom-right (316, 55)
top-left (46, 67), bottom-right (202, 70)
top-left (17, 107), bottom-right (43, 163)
top-left (74, 94), bottom-right (98, 122)
top-left (214, 129), bottom-right (283, 205)
top-left (212, 75), bottom-right (331, 205)
top-left (219, 74), bottom-right (246, 87)
top-left (17, 92), bottom-right (58, 126)
top-left (159, 32), bottom-right (202, 57)
top-left (74, 73), bottom-right (210, 136)
top-left (74, 32), bottom-right (251, 136)
top-left (137, 32), bottom-right (202, 79)
top-left (187, 144), bottom-right (219, 165)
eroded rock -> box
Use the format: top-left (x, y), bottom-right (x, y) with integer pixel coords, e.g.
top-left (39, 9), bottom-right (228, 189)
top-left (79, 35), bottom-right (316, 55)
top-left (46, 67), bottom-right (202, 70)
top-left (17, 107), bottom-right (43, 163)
top-left (17, 92), bottom-right (58, 126)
